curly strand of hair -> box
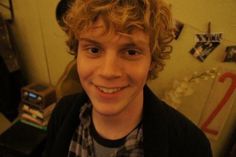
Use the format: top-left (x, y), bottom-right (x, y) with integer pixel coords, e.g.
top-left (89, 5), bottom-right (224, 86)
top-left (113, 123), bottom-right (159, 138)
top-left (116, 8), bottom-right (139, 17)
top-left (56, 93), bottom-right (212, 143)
top-left (148, 0), bottom-right (174, 79)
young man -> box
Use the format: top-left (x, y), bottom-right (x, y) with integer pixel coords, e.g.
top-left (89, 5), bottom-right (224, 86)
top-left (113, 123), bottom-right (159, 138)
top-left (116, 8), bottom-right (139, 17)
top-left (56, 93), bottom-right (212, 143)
top-left (43, 0), bottom-right (212, 156)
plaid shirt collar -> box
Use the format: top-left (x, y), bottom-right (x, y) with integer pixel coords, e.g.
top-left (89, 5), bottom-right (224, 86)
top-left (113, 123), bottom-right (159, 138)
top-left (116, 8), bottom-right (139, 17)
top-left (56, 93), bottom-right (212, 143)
top-left (68, 103), bottom-right (143, 157)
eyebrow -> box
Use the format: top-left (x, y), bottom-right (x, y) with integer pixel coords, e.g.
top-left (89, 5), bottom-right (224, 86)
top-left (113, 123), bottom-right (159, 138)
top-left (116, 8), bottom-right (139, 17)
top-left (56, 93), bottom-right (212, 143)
top-left (79, 38), bottom-right (101, 45)
top-left (118, 33), bottom-right (149, 46)
top-left (79, 37), bottom-right (147, 49)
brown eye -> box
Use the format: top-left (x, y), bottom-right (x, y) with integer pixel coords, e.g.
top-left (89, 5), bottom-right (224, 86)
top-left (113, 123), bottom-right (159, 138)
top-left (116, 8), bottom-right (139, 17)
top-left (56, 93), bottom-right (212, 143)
top-left (89, 47), bottom-right (100, 54)
top-left (121, 48), bottom-right (143, 61)
top-left (127, 49), bottom-right (139, 55)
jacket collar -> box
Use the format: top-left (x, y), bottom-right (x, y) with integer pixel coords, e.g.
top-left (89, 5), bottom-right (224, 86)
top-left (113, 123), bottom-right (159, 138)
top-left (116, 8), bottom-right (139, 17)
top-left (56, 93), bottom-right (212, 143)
top-left (143, 85), bottom-right (169, 157)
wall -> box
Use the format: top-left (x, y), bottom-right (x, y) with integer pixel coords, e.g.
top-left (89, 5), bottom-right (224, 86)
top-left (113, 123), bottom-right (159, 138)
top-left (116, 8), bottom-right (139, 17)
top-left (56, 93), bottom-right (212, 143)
top-left (148, 0), bottom-right (236, 156)
top-left (0, 0), bottom-right (236, 156)
top-left (0, 0), bottom-right (73, 85)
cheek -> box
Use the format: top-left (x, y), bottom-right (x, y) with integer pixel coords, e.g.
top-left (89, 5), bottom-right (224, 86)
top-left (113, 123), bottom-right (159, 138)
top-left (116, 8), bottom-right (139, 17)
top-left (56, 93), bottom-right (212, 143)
top-left (76, 56), bottom-right (88, 80)
top-left (76, 55), bottom-right (97, 84)
top-left (128, 63), bottom-right (151, 83)
top-left (140, 61), bottom-right (152, 82)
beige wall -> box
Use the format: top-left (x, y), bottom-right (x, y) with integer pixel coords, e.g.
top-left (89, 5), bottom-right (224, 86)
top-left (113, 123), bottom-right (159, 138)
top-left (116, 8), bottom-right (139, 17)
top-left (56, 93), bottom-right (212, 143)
top-left (1, 0), bottom-right (73, 85)
top-left (148, 0), bottom-right (236, 156)
top-left (1, 0), bottom-right (236, 156)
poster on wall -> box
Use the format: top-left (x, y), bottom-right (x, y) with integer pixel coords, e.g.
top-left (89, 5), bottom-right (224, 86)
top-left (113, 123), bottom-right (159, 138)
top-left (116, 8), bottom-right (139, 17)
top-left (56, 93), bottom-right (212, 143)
top-left (190, 33), bottom-right (222, 62)
top-left (174, 20), bottom-right (184, 40)
top-left (199, 69), bottom-right (236, 140)
top-left (224, 46), bottom-right (236, 62)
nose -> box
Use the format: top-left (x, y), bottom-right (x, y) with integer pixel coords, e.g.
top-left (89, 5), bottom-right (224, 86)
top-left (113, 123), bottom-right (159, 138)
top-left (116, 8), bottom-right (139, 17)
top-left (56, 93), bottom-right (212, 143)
top-left (98, 53), bottom-right (122, 79)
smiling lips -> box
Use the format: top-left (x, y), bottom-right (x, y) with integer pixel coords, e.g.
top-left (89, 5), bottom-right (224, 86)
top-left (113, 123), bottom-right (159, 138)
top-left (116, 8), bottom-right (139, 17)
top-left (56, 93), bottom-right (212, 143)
top-left (96, 85), bottom-right (127, 94)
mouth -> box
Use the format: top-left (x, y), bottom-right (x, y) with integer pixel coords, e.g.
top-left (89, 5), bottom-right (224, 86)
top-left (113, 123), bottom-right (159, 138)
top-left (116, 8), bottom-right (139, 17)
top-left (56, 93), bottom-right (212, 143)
top-left (95, 86), bottom-right (126, 94)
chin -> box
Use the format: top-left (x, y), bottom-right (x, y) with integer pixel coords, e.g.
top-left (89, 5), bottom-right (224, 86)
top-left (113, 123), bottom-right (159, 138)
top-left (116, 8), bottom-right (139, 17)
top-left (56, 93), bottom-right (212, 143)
top-left (92, 103), bottom-right (127, 117)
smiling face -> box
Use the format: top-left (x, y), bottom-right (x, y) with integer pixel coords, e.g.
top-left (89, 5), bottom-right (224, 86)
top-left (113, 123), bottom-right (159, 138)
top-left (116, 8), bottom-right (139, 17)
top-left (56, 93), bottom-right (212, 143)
top-left (77, 18), bottom-right (151, 118)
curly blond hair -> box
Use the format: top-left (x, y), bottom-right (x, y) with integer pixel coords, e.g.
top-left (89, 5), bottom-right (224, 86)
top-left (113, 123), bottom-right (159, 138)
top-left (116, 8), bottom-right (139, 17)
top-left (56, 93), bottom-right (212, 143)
top-left (62, 0), bottom-right (174, 79)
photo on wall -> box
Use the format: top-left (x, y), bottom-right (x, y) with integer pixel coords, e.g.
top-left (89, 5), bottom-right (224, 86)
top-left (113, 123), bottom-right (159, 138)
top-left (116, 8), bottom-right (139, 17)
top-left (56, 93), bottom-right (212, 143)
top-left (174, 20), bottom-right (184, 40)
top-left (190, 33), bottom-right (222, 62)
top-left (224, 46), bottom-right (236, 62)
top-left (190, 42), bottom-right (220, 62)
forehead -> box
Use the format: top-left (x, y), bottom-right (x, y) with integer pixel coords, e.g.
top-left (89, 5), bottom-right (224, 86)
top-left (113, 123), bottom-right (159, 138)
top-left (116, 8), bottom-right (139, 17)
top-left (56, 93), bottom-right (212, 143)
top-left (79, 18), bottom-right (149, 45)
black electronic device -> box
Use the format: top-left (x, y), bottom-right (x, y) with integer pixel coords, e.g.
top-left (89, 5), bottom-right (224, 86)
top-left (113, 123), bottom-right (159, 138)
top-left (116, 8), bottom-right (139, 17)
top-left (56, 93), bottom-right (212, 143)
top-left (21, 83), bottom-right (56, 110)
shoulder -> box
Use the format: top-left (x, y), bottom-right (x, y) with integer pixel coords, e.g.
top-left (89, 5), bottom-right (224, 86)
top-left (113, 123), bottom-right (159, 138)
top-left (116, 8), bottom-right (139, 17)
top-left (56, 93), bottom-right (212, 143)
top-left (165, 104), bottom-right (212, 156)
top-left (42, 92), bottom-right (88, 157)
top-left (48, 92), bottom-right (88, 134)
top-left (53, 92), bottom-right (88, 119)
top-left (143, 85), bottom-right (212, 156)
top-left (144, 85), bottom-right (205, 136)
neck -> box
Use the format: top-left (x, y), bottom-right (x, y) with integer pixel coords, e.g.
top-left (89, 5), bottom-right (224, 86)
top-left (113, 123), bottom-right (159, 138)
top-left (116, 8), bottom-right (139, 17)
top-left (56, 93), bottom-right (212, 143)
top-left (92, 92), bottom-right (143, 140)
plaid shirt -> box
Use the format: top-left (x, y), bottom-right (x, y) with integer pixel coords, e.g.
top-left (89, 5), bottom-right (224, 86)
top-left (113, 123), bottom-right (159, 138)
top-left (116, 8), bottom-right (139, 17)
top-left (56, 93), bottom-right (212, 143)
top-left (68, 103), bottom-right (143, 157)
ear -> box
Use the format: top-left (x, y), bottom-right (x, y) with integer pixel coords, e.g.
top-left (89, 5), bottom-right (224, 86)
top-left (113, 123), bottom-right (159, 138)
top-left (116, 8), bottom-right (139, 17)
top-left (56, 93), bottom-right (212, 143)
top-left (149, 60), bottom-right (160, 79)
top-left (149, 61), bottom-right (156, 72)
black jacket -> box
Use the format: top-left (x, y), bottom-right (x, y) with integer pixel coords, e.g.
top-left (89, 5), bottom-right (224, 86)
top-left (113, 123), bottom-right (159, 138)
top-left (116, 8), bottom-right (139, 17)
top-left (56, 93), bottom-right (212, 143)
top-left (43, 85), bottom-right (212, 157)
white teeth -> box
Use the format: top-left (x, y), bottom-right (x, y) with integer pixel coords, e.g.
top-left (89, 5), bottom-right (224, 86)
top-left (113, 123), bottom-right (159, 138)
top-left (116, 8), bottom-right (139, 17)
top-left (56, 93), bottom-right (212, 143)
top-left (98, 87), bottom-right (122, 94)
